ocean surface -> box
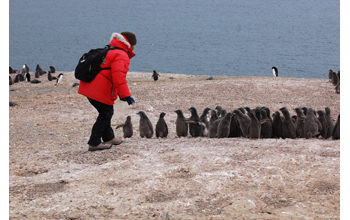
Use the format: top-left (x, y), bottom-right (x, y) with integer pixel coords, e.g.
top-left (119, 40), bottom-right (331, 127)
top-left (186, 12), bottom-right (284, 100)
top-left (9, 0), bottom-right (339, 79)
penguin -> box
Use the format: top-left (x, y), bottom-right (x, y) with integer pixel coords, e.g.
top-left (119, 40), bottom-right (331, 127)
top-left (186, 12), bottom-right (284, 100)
top-left (332, 114), bottom-right (340, 140)
top-left (233, 109), bottom-right (251, 138)
top-left (25, 72), bottom-right (31, 82)
top-left (332, 71), bottom-right (339, 86)
top-left (55, 73), bottom-right (63, 85)
top-left (208, 109), bottom-right (220, 138)
top-left (304, 108), bottom-right (319, 139)
top-left (21, 65), bottom-right (27, 74)
top-left (116, 116), bottom-right (133, 138)
top-left (328, 69), bottom-right (333, 82)
top-left (325, 107), bottom-right (334, 139)
top-left (14, 73), bottom-right (24, 82)
top-left (25, 64), bottom-right (30, 73)
top-left (215, 106), bottom-right (224, 118)
top-left (9, 66), bottom-right (14, 74)
top-left (188, 107), bottom-right (202, 137)
top-left (9, 76), bottom-right (14, 85)
top-left (248, 110), bottom-right (261, 139)
top-left (155, 112), bottom-right (168, 138)
top-left (280, 107), bottom-right (296, 139)
top-left (152, 70), bottom-right (160, 81)
top-left (35, 69), bottom-right (40, 78)
top-left (199, 107), bottom-right (211, 130)
top-left (301, 107), bottom-right (308, 116)
top-left (261, 107), bottom-right (274, 136)
top-left (272, 66), bottom-right (278, 77)
top-left (9, 101), bottom-right (18, 107)
top-left (316, 110), bottom-right (328, 139)
top-left (48, 71), bottom-right (53, 81)
top-left (49, 66), bottom-right (56, 73)
top-left (335, 82), bottom-right (340, 94)
top-left (136, 111), bottom-right (153, 138)
top-left (260, 108), bottom-right (273, 138)
top-left (254, 107), bottom-right (261, 121)
top-left (294, 108), bottom-right (306, 138)
top-left (30, 79), bottom-right (41, 84)
top-left (337, 70), bottom-right (340, 81)
top-left (228, 111), bottom-right (241, 138)
top-left (272, 111), bottom-right (283, 138)
top-left (174, 109), bottom-right (188, 137)
top-left (217, 112), bottom-right (232, 138)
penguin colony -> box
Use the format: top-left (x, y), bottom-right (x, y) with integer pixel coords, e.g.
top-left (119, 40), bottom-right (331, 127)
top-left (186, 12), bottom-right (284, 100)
top-left (9, 64), bottom-right (63, 86)
top-left (116, 106), bottom-right (340, 140)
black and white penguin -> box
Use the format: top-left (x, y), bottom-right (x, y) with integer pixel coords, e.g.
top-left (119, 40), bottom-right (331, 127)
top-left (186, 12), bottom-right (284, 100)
top-left (174, 109), bottom-right (188, 137)
top-left (272, 66), bottom-right (278, 77)
top-left (188, 107), bottom-right (202, 137)
top-left (116, 115), bottom-right (133, 138)
top-left (155, 112), bottom-right (168, 138)
top-left (25, 72), bottom-right (31, 82)
top-left (137, 111), bottom-right (153, 138)
top-left (55, 73), bottom-right (63, 85)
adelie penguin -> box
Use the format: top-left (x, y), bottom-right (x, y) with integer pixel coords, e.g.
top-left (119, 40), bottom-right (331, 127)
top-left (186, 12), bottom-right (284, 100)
top-left (233, 109), bottom-right (251, 138)
top-left (152, 70), bottom-right (160, 81)
top-left (155, 112), bottom-right (168, 138)
top-left (272, 66), bottom-right (278, 77)
top-left (116, 116), bottom-right (133, 138)
top-left (55, 73), bottom-right (63, 85)
top-left (174, 109), bottom-right (188, 137)
top-left (280, 107), bottom-right (296, 139)
top-left (304, 108), bottom-right (319, 139)
top-left (188, 107), bottom-right (203, 137)
top-left (332, 114), bottom-right (340, 140)
top-left (137, 111), bottom-right (153, 138)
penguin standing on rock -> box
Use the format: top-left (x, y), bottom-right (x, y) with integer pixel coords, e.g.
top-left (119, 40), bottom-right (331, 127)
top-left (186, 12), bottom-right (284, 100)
top-left (272, 66), bottom-right (278, 77)
top-left (116, 116), bottom-right (133, 138)
top-left (174, 109), bottom-right (188, 137)
top-left (137, 111), bottom-right (153, 138)
top-left (155, 112), bottom-right (168, 138)
top-left (55, 73), bottom-right (63, 85)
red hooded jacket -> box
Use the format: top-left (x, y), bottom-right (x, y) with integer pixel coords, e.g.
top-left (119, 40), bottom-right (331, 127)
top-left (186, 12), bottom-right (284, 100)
top-left (78, 33), bottom-right (135, 105)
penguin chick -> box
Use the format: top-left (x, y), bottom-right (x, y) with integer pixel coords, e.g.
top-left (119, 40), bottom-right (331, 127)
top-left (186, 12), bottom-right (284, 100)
top-left (174, 109), bottom-right (188, 137)
top-left (156, 112), bottom-right (168, 138)
top-left (332, 114), bottom-right (340, 140)
top-left (188, 107), bottom-right (202, 137)
top-left (304, 108), bottom-right (319, 139)
top-left (116, 115), bottom-right (133, 138)
top-left (137, 111), bottom-right (153, 138)
top-left (233, 109), bottom-right (251, 138)
top-left (217, 112), bottom-right (232, 138)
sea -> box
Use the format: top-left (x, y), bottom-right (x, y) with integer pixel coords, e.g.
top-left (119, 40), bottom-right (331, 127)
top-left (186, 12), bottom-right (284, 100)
top-left (9, 0), bottom-right (340, 79)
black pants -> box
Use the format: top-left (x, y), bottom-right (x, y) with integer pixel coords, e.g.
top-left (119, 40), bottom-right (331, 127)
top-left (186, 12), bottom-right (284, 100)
top-left (87, 98), bottom-right (115, 146)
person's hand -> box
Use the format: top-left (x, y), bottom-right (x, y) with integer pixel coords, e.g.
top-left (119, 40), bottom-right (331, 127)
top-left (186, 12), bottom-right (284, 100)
top-left (120, 96), bottom-right (135, 105)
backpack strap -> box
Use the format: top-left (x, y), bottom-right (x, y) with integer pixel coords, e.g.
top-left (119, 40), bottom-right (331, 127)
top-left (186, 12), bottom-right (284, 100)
top-left (101, 45), bottom-right (128, 70)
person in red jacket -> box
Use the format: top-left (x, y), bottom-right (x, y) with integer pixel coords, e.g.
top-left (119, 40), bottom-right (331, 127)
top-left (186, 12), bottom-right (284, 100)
top-left (78, 31), bottom-right (136, 151)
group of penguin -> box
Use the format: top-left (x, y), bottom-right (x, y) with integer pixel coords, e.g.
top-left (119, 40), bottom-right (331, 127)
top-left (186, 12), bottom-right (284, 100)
top-left (9, 64), bottom-right (63, 86)
top-left (329, 69), bottom-right (340, 94)
top-left (116, 106), bottom-right (340, 140)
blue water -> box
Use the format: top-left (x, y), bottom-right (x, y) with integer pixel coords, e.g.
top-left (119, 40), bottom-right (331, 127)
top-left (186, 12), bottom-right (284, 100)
top-left (9, 0), bottom-right (339, 78)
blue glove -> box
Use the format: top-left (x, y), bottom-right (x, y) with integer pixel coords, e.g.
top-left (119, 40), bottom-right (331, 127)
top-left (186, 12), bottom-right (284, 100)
top-left (121, 96), bottom-right (135, 105)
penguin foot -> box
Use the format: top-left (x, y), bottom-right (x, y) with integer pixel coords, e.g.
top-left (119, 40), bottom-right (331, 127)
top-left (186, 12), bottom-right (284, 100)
top-left (88, 143), bottom-right (113, 151)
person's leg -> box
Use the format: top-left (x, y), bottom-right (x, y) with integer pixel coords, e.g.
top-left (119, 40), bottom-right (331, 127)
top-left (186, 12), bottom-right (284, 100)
top-left (87, 98), bottom-right (115, 146)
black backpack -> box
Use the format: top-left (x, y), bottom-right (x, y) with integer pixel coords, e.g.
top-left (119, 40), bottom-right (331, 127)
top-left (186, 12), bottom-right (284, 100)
top-left (74, 45), bottom-right (126, 83)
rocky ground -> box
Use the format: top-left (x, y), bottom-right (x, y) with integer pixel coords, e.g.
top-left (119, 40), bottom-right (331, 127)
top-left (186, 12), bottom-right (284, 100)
top-left (9, 71), bottom-right (340, 219)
